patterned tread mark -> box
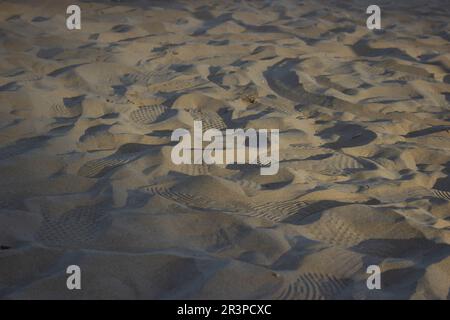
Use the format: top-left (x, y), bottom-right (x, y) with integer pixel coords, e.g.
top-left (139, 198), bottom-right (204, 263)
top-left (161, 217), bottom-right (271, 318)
top-left (129, 105), bottom-right (171, 125)
top-left (50, 103), bottom-right (82, 118)
top-left (189, 109), bottom-right (227, 131)
top-left (432, 189), bottom-right (450, 201)
top-left (37, 205), bottom-right (110, 248)
top-left (245, 199), bottom-right (308, 222)
top-left (77, 144), bottom-right (148, 178)
top-left (277, 273), bottom-right (350, 300)
top-left (120, 72), bottom-right (154, 85)
top-left (77, 156), bottom-right (132, 178)
top-left (326, 154), bottom-right (365, 172)
top-left (300, 153), bottom-right (365, 175)
top-left (307, 215), bottom-right (365, 247)
top-left (325, 250), bottom-right (364, 279)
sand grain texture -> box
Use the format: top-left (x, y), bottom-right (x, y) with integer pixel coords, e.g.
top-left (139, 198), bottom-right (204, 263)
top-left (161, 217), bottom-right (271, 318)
top-left (0, 0), bottom-right (449, 299)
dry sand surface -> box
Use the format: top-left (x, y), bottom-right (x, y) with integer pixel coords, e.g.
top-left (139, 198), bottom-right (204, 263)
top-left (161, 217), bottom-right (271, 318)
top-left (0, 0), bottom-right (450, 299)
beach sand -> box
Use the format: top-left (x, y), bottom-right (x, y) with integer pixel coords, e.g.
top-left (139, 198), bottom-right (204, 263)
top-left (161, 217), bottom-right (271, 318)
top-left (0, 0), bottom-right (449, 299)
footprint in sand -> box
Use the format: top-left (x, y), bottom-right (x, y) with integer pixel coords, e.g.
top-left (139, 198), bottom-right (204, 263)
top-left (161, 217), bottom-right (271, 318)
top-left (276, 272), bottom-right (351, 300)
top-left (50, 95), bottom-right (84, 118)
top-left (129, 105), bottom-right (174, 126)
top-left (245, 199), bottom-right (309, 222)
top-left (188, 109), bottom-right (227, 131)
top-left (431, 189), bottom-right (450, 201)
top-left (37, 204), bottom-right (110, 248)
top-left (77, 143), bottom-right (151, 178)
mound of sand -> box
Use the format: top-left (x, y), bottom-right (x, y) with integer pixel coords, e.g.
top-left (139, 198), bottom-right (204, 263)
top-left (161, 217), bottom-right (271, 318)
top-left (0, 0), bottom-right (449, 299)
